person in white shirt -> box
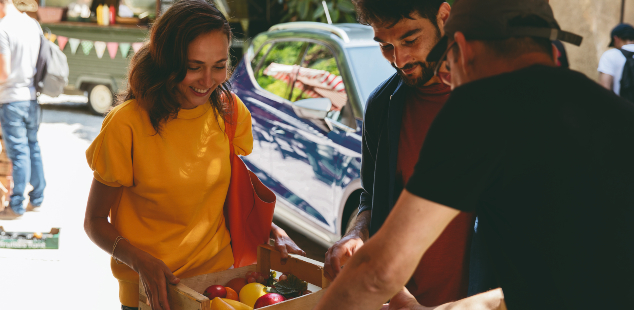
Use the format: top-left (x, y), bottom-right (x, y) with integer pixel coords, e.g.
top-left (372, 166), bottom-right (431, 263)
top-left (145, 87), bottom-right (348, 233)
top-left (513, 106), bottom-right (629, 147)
top-left (598, 23), bottom-right (634, 95)
top-left (0, 0), bottom-right (46, 220)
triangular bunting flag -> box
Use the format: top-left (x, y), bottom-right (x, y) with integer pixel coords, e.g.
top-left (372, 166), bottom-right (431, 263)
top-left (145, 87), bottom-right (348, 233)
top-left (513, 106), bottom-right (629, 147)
top-left (81, 40), bottom-right (93, 55)
top-left (57, 36), bottom-right (68, 51)
top-left (48, 34), bottom-right (57, 43)
top-left (132, 42), bottom-right (144, 54)
top-left (94, 41), bottom-right (106, 59)
top-left (107, 42), bottom-right (118, 59)
top-left (119, 43), bottom-right (131, 58)
top-left (69, 38), bottom-right (80, 55)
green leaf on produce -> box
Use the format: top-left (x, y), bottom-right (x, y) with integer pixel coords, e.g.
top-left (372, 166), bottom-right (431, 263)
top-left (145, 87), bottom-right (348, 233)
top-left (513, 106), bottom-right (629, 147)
top-left (269, 274), bottom-right (308, 298)
top-left (266, 270), bottom-right (278, 287)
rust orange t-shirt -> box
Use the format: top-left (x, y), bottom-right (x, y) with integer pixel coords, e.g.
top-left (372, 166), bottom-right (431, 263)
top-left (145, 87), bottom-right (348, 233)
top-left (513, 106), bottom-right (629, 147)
top-left (396, 83), bottom-right (476, 307)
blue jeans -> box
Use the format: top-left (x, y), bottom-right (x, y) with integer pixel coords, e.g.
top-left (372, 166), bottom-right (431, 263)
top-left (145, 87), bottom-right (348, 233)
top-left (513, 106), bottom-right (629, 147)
top-left (0, 100), bottom-right (46, 214)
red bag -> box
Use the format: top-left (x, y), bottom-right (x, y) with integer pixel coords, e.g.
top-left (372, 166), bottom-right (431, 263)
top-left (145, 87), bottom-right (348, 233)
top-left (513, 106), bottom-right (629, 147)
top-left (223, 96), bottom-right (276, 268)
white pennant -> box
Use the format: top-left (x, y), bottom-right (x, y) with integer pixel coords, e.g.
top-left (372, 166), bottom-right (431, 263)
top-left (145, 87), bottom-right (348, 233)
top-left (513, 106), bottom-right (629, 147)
top-left (94, 41), bottom-right (107, 59)
top-left (69, 38), bottom-right (80, 55)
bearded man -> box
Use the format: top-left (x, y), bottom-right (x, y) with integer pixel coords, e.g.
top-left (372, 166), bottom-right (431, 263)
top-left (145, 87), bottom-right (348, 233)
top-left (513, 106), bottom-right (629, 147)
top-left (323, 0), bottom-right (490, 306)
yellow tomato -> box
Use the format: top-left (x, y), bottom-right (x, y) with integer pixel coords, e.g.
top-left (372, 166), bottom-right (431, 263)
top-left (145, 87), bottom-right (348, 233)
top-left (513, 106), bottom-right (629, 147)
top-left (222, 298), bottom-right (253, 310)
top-left (210, 297), bottom-right (254, 310)
top-left (239, 283), bottom-right (267, 308)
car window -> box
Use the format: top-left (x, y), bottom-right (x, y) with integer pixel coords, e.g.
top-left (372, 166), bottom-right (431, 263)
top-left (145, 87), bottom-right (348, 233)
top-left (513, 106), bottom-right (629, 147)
top-left (254, 41), bottom-right (307, 100)
top-left (290, 43), bottom-right (348, 121)
top-left (251, 42), bottom-right (271, 74)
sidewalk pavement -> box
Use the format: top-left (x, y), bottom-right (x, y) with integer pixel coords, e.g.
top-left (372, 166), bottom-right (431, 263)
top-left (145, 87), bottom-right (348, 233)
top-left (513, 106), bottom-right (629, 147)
top-left (0, 98), bottom-right (120, 310)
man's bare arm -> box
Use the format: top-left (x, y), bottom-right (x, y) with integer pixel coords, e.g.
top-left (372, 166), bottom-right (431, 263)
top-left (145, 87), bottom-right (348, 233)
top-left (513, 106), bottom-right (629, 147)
top-left (313, 190), bottom-right (460, 310)
top-left (599, 72), bottom-right (614, 91)
top-left (0, 52), bottom-right (10, 83)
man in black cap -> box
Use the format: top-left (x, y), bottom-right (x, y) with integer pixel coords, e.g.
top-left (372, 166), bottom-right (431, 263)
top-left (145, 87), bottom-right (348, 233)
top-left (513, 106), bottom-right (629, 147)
top-left (313, 0), bottom-right (634, 309)
top-left (598, 23), bottom-right (634, 97)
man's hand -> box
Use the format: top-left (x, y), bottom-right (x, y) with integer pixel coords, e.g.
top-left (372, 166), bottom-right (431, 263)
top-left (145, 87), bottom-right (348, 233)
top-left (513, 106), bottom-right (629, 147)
top-left (324, 233), bottom-right (365, 280)
top-left (380, 287), bottom-right (507, 310)
top-left (324, 210), bottom-right (371, 281)
top-left (380, 287), bottom-right (430, 310)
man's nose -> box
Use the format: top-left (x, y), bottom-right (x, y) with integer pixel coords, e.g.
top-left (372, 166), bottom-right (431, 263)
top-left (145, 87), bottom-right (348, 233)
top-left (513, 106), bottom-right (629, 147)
top-left (393, 47), bottom-right (412, 69)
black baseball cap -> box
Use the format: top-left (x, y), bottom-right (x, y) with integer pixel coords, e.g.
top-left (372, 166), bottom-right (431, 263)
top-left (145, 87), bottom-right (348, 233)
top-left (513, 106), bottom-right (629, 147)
top-left (608, 24), bottom-right (634, 47)
top-left (427, 0), bottom-right (583, 62)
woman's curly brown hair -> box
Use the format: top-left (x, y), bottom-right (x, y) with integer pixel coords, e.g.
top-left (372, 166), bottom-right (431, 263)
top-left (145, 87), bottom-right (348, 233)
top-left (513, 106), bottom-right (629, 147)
top-left (121, 0), bottom-right (234, 134)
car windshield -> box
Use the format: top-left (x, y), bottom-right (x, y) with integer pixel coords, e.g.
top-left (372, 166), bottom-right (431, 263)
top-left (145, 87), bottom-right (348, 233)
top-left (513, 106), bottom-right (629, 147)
top-left (346, 46), bottom-right (396, 108)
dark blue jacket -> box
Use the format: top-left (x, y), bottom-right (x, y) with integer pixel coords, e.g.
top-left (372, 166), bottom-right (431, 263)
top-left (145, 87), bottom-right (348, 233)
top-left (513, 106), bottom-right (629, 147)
top-left (358, 73), bottom-right (408, 236)
top-left (357, 73), bottom-right (495, 296)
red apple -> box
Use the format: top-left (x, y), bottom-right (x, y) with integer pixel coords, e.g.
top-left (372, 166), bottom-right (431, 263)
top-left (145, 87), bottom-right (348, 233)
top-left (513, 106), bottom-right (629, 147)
top-left (203, 285), bottom-right (226, 299)
top-left (254, 293), bottom-right (285, 308)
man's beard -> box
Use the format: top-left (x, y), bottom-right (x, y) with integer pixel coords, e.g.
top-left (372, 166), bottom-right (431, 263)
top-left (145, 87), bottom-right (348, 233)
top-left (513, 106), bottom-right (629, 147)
top-left (392, 61), bottom-right (438, 87)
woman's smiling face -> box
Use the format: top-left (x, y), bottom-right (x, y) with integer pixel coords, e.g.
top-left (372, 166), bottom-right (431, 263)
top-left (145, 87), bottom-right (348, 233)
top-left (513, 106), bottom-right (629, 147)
top-left (178, 30), bottom-right (229, 109)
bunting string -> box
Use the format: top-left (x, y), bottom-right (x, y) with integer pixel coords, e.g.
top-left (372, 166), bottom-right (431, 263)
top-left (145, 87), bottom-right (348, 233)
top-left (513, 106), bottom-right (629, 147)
top-left (42, 31), bottom-right (144, 60)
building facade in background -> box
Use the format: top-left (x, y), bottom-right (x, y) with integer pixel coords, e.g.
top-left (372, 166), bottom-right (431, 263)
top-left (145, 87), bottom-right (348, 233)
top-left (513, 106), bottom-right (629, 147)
top-left (551, 0), bottom-right (633, 80)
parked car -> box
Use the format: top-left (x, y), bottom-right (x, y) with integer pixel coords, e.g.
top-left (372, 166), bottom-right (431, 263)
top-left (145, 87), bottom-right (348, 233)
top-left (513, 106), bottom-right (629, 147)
top-left (231, 22), bottom-right (395, 247)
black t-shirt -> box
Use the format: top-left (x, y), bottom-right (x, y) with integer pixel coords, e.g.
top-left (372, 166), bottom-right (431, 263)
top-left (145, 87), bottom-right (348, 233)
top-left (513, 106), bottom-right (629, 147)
top-left (406, 65), bottom-right (634, 309)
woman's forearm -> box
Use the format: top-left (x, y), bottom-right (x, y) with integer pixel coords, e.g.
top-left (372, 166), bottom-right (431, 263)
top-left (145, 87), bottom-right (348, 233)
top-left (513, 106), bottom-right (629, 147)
top-left (84, 178), bottom-right (146, 273)
top-left (84, 216), bottom-right (145, 271)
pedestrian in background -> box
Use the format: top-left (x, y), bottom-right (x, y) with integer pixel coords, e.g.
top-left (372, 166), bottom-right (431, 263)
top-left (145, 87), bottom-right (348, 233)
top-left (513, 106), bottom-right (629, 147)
top-left (598, 23), bottom-right (634, 97)
top-left (0, 0), bottom-right (46, 220)
top-left (83, 1), bottom-right (305, 310)
top-left (314, 0), bottom-right (634, 309)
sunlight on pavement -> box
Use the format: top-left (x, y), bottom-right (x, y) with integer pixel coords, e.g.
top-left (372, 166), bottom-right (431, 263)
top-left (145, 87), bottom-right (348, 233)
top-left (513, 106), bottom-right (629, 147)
top-left (0, 102), bottom-right (120, 310)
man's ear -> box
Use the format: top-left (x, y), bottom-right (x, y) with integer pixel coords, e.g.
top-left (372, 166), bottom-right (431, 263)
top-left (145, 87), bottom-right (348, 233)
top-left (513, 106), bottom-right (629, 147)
top-left (454, 31), bottom-right (472, 67)
top-left (437, 2), bottom-right (451, 35)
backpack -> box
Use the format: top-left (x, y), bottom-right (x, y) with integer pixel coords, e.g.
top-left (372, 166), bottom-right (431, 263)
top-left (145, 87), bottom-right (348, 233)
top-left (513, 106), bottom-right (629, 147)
top-left (618, 49), bottom-right (634, 102)
top-left (34, 33), bottom-right (69, 97)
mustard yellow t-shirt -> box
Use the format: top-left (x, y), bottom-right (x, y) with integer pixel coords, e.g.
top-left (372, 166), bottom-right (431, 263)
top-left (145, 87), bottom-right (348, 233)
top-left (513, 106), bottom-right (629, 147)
top-left (86, 96), bottom-right (253, 307)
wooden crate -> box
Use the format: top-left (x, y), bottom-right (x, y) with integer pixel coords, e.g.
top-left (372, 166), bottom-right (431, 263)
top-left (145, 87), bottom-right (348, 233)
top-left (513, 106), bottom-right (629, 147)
top-left (139, 245), bottom-right (330, 310)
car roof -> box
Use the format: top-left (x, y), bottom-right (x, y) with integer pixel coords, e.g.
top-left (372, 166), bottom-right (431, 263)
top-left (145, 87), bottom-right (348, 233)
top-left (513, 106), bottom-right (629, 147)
top-left (268, 22), bottom-right (377, 47)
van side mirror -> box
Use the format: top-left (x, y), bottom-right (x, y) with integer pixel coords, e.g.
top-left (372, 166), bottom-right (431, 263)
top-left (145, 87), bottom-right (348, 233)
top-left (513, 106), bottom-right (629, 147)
top-left (291, 98), bottom-right (332, 120)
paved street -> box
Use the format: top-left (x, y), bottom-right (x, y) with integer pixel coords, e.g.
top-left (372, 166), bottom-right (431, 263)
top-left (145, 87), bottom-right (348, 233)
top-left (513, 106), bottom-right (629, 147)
top-left (0, 97), bottom-right (327, 310)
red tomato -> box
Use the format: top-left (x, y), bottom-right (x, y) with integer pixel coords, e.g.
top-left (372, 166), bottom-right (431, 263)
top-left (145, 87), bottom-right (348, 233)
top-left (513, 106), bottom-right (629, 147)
top-left (203, 285), bottom-right (227, 299)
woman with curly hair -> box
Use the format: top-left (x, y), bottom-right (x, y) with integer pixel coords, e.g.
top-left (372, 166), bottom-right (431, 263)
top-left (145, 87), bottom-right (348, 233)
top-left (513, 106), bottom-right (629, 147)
top-left (83, 1), bottom-right (305, 309)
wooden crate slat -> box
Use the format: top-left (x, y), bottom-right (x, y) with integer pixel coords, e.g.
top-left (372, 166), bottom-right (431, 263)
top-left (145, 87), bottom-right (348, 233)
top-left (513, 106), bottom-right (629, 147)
top-left (258, 245), bottom-right (325, 287)
top-left (167, 283), bottom-right (206, 310)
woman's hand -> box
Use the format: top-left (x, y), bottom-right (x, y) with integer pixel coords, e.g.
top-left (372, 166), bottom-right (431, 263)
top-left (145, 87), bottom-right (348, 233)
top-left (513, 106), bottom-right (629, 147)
top-left (134, 250), bottom-right (181, 310)
top-left (271, 223), bottom-right (306, 264)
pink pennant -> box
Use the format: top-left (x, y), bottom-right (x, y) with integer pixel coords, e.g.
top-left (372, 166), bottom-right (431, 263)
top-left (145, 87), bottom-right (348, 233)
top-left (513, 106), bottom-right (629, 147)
top-left (57, 36), bottom-right (68, 51)
top-left (132, 42), bottom-right (144, 54)
top-left (107, 42), bottom-right (118, 59)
